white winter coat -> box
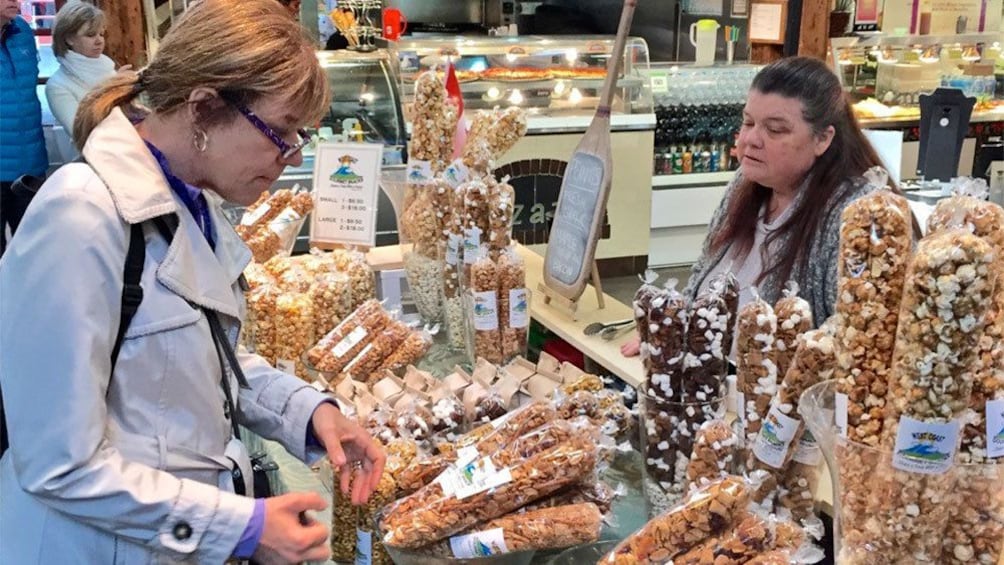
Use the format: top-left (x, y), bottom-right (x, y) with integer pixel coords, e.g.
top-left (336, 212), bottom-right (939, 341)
top-left (0, 108), bottom-right (330, 564)
top-left (44, 51), bottom-right (116, 138)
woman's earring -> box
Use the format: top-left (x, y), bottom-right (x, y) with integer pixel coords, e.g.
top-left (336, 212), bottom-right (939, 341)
top-left (193, 128), bottom-right (209, 152)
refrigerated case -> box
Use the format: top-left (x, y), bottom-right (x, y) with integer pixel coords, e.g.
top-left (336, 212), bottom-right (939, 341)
top-left (396, 35), bottom-right (657, 271)
top-left (645, 63), bottom-right (760, 267)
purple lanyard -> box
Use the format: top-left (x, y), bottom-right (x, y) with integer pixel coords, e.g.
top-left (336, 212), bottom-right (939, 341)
top-left (144, 142), bottom-right (215, 249)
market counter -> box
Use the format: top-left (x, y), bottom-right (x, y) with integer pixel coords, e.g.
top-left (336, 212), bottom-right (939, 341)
top-left (366, 244), bottom-right (644, 387)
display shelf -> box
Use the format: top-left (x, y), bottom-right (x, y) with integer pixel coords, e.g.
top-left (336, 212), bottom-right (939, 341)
top-left (652, 171), bottom-right (735, 188)
top-left (397, 35), bottom-right (654, 120)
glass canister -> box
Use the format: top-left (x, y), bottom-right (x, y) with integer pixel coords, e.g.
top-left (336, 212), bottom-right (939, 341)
top-left (799, 380), bottom-right (1004, 565)
top-left (638, 389), bottom-right (727, 517)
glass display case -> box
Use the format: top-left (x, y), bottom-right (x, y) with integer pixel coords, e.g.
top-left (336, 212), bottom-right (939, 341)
top-left (394, 35), bottom-right (654, 122)
top-left (276, 49), bottom-right (408, 249)
top-left (829, 32), bottom-right (1004, 125)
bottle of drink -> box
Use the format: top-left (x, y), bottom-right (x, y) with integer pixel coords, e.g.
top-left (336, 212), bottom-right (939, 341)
top-left (710, 144), bottom-right (721, 172)
top-left (671, 146), bottom-right (683, 174)
top-left (682, 147), bottom-right (693, 174)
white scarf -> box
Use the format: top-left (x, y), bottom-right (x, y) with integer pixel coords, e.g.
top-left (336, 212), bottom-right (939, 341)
top-left (57, 50), bottom-right (116, 91)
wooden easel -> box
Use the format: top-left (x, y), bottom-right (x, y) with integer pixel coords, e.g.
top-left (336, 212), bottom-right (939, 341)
top-left (538, 261), bottom-right (606, 321)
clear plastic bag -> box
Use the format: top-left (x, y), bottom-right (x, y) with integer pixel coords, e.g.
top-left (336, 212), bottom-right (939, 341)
top-left (686, 419), bottom-right (739, 489)
top-left (381, 427), bottom-right (599, 548)
top-left (403, 250), bottom-right (443, 323)
top-left (643, 279), bottom-right (689, 400)
top-left (498, 248), bottom-right (529, 363)
top-left (422, 502), bottom-right (603, 558)
top-left (330, 248), bottom-right (376, 310)
top-left (343, 320), bottom-right (412, 381)
top-left (772, 281), bottom-right (813, 379)
top-left (602, 476), bottom-right (753, 563)
top-left (736, 289), bottom-right (779, 449)
top-left (834, 169), bottom-right (914, 446)
top-left (466, 249), bottom-right (503, 364)
top-left (681, 275), bottom-right (733, 402)
top-left (305, 299), bottom-right (390, 375)
top-left (308, 271), bottom-right (352, 339)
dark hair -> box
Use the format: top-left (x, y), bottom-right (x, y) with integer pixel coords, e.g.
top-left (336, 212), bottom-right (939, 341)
top-left (711, 56), bottom-right (893, 286)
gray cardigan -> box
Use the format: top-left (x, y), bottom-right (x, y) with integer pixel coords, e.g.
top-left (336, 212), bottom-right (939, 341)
top-left (681, 169), bottom-right (878, 326)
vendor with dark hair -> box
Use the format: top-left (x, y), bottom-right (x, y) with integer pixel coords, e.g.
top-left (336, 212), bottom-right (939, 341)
top-left (623, 56), bottom-right (913, 358)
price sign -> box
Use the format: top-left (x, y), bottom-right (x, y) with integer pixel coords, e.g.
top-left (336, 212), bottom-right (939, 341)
top-left (310, 142), bottom-right (382, 247)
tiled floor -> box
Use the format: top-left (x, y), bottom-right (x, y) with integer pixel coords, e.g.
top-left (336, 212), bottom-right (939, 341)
top-left (603, 266), bottom-right (693, 305)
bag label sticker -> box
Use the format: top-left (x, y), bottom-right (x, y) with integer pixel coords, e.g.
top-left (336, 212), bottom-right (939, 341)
top-left (752, 404), bottom-right (801, 469)
top-left (450, 528), bottom-right (509, 558)
top-left (892, 416), bottom-right (960, 475)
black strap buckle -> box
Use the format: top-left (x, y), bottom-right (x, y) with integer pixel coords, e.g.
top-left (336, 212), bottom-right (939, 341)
top-left (121, 285), bottom-right (144, 308)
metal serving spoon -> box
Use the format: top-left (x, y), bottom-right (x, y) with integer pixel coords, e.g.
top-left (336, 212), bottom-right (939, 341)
top-left (583, 318), bottom-right (634, 336)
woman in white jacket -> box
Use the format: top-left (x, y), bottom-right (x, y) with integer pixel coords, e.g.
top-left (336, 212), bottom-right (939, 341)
top-left (0, 1), bottom-right (385, 563)
top-left (44, 1), bottom-right (117, 140)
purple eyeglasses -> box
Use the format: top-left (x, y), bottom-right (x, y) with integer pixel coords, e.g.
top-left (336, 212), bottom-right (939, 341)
top-left (231, 103), bottom-right (310, 160)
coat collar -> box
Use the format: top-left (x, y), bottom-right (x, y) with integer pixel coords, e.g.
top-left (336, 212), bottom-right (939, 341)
top-left (82, 109), bottom-right (252, 317)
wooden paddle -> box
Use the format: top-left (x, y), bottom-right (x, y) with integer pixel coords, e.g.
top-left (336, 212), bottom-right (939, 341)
top-left (542, 0), bottom-right (638, 302)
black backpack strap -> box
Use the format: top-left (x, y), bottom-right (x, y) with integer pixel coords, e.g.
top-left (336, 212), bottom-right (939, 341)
top-left (111, 222), bottom-right (147, 369)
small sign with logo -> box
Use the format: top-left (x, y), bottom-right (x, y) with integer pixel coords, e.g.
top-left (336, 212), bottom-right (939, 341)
top-left (311, 142), bottom-right (383, 247)
top-left (986, 399), bottom-right (1004, 459)
top-left (891, 417), bottom-right (960, 475)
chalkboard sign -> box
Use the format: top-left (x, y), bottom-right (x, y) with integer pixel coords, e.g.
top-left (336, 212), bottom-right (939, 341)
top-left (544, 151), bottom-right (609, 298)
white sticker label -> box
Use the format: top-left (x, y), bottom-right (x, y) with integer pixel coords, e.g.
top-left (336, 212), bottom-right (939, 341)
top-left (444, 159), bottom-right (471, 188)
top-left (450, 528), bottom-right (510, 558)
top-left (276, 359), bottom-right (296, 375)
top-left (406, 159), bottom-right (433, 185)
top-left (793, 429), bottom-right (823, 466)
top-left (445, 233), bottom-right (461, 266)
top-left (463, 228), bottom-right (483, 264)
top-left (355, 528), bottom-right (372, 565)
top-left (333, 326), bottom-right (368, 358)
top-left (508, 288), bottom-right (529, 329)
top-left (985, 399), bottom-right (1004, 458)
top-left (752, 404), bottom-right (801, 469)
top-left (891, 416), bottom-right (960, 475)
top-left (311, 379), bottom-right (328, 392)
top-left (472, 291), bottom-right (499, 331)
top-left (241, 203), bottom-right (271, 226)
top-left (455, 445), bottom-right (480, 468)
top-left (451, 457), bottom-right (513, 500)
top-left (835, 392), bottom-right (849, 439)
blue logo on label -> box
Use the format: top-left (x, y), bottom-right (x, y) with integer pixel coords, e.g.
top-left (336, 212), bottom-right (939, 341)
top-left (898, 432), bottom-right (951, 462)
top-left (329, 155), bottom-right (363, 184)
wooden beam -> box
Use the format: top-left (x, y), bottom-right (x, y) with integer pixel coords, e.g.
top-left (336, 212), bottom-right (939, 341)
top-left (96, 0), bottom-right (147, 68)
top-left (798, 0), bottom-right (831, 59)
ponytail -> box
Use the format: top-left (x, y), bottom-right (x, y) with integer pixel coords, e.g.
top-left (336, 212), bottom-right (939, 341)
top-left (73, 70), bottom-right (146, 151)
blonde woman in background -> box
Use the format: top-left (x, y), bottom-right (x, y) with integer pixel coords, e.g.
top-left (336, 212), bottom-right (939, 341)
top-left (0, 1), bottom-right (384, 563)
top-left (45, 1), bottom-right (118, 140)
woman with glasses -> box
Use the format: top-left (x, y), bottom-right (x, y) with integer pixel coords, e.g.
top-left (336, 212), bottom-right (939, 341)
top-left (0, 1), bottom-right (384, 563)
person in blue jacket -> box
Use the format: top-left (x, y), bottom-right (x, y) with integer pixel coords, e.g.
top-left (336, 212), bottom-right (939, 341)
top-left (0, 0), bottom-right (48, 255)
